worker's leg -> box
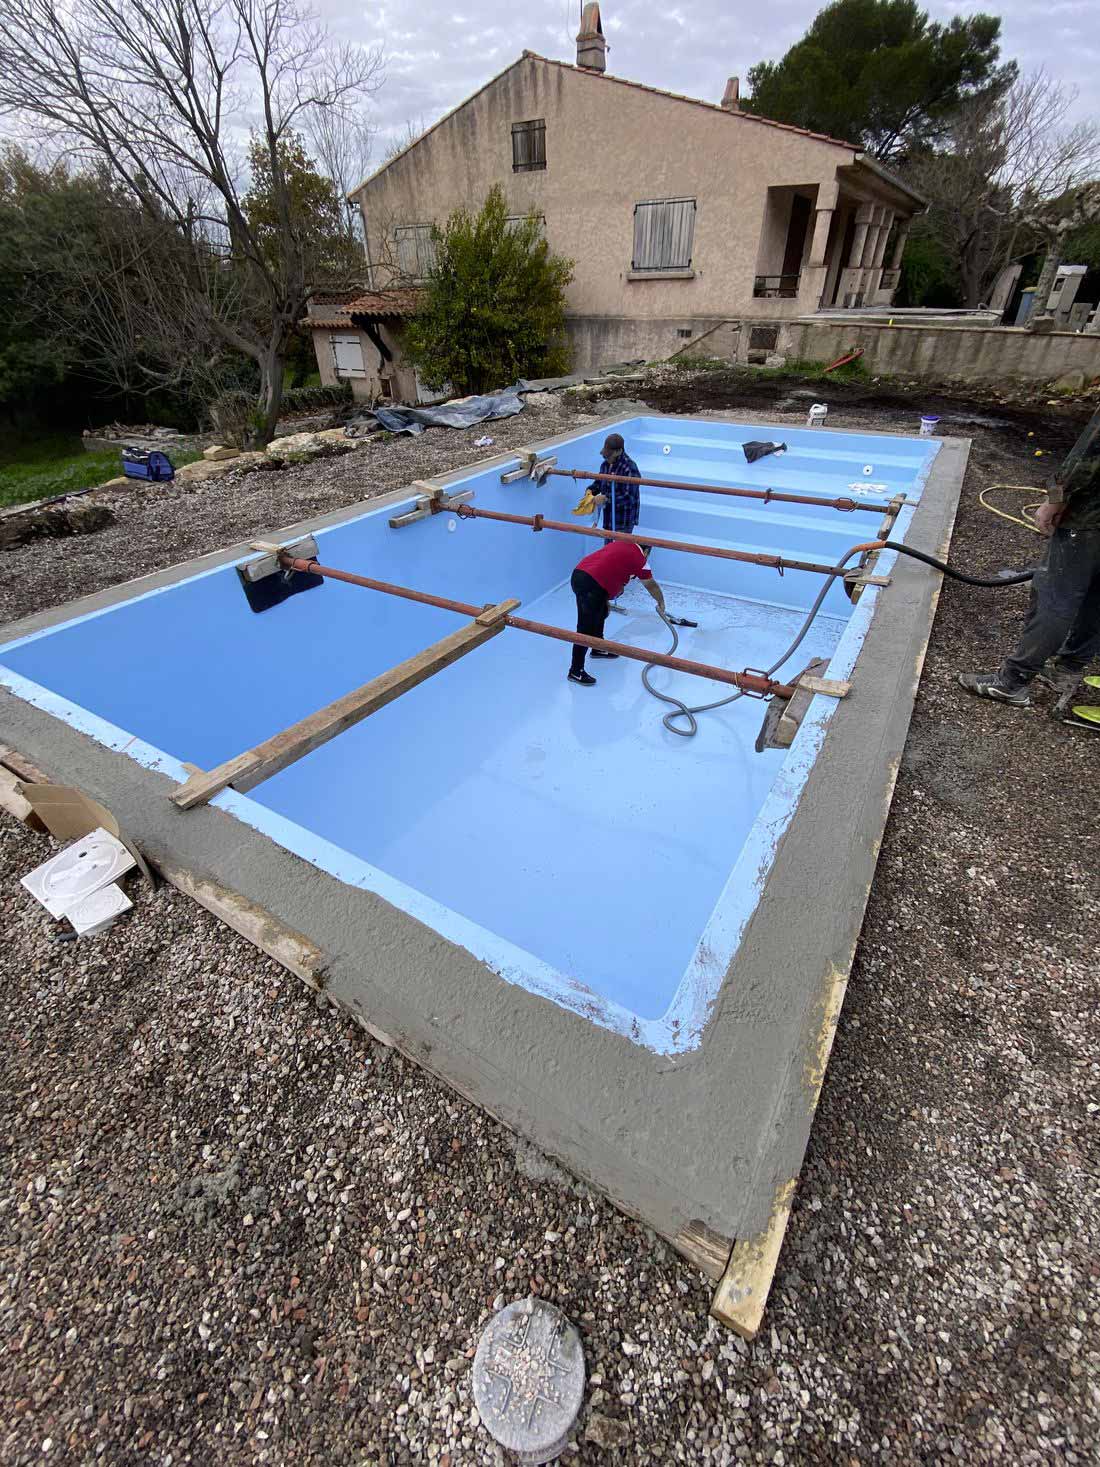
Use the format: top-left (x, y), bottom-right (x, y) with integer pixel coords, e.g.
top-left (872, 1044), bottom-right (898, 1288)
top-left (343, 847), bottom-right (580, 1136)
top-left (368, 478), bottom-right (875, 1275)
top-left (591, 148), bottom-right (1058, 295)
top-left (1051, 530), bottom-right (1100, 674)
top-left (570, 570), bottom-right (609, 676)
top-left (1000, 529), bottom-right (1100, 686)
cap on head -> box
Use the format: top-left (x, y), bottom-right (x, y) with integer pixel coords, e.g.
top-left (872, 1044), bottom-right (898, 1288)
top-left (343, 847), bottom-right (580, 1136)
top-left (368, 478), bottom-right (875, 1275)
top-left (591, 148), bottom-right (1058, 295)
top-left (601, 432), bottom-right (625, 457)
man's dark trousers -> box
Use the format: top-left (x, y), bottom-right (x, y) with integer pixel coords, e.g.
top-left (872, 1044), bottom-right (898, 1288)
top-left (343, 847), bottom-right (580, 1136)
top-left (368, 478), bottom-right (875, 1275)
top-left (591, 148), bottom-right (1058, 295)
top-left (1001, 527), bottom-right (1100, 687)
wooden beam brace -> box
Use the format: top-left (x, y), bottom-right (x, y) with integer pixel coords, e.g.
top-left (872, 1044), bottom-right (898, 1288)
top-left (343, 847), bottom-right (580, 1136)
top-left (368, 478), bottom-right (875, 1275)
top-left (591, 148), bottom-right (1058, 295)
top-left (389, 486), bottom-right (475, 529)
top-left (798, 674), bottom-right (851, 699)
top-left (501, 453), bottom-right (556, 484)
top-left (171, 599), bottom-right (521, 810)
top-left (241, 536), bottom-right (319, 583)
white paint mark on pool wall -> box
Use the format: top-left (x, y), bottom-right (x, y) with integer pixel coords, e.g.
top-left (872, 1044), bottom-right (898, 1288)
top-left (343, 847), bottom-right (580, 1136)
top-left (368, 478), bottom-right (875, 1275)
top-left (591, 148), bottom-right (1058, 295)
top-left (0, 414), bottom-right (966, 1334)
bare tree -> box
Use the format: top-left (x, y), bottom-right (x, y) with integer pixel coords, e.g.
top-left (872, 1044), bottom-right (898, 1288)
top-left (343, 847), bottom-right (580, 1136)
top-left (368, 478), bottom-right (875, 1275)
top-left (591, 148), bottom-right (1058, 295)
top-left (302, 85), bottom-right (375, 241)
top-left (0, 0), bottom-right (383, 443)
top-left (907, 72), bottom-right (1100, 309)
top-left (382, 117), bottom-right (431, 165)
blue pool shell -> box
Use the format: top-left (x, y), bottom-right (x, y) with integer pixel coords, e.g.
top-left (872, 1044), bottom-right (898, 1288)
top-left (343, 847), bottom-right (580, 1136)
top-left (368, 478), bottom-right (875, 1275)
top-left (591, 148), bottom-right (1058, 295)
top-left (0, 416), bottom-right (938, 1052)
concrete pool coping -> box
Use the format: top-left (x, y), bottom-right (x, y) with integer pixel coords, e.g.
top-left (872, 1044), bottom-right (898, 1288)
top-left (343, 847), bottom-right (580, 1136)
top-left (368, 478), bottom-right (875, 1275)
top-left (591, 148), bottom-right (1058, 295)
top-left (0, 415), bottom-right (969, 1336)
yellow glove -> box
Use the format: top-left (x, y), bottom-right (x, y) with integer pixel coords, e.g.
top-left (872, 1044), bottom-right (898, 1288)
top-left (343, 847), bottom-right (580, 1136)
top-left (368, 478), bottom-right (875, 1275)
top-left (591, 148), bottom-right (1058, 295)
top-left (572, 489), bottom-right (597, 516)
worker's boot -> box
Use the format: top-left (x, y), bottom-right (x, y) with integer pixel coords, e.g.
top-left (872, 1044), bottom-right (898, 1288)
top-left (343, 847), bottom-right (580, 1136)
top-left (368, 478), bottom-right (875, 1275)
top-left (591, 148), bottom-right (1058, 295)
top-left (957, 671), bottom-right (1031, 707)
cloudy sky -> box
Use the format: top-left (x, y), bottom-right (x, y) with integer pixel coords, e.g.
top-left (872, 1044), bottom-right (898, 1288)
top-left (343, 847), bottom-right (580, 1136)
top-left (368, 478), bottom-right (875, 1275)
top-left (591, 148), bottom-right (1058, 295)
top-left (315, 0), bottom-right (1098, 160)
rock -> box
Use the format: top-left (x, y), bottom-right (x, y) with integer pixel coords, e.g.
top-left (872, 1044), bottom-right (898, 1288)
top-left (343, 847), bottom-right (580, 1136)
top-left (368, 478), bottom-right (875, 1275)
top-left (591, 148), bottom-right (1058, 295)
top-left (176, 459), bottom-right (234, 483)
top-left (202, 444), bottom-right (239, 461)
top-left (585, 1412), bottom-right (631, 1449)
top-left (1052, 369), bottom-right (1085, 393)
top-left (316, 428), bottom-right (352, 443)
top-left (0, 499), bottom-right (114, 552)
top-left (765, 354), bottom-right (788, 369)
top-left (266, 431), bottom-right (324, 456)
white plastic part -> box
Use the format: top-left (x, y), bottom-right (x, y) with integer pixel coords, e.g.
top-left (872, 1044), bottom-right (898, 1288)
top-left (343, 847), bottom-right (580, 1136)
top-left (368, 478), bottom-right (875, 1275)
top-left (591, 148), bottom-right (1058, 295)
top-left (862, 464), bottom-right (874, 475)
top-left (662, 444), bottom-right (671, 454)
top-left (448, 519), bottom-right (457, 532)
top-left (807, 403), bottom-right (828, 426)
top-left (21, 828), bottom-right (136, 919)
top-left (66, 883), bottom-right (133, 937)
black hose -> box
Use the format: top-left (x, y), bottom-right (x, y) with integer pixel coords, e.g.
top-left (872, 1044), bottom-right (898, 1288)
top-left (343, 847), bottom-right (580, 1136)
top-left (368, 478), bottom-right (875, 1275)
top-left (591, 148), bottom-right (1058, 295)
top-left (883, 541), bottom-right (1033, 586)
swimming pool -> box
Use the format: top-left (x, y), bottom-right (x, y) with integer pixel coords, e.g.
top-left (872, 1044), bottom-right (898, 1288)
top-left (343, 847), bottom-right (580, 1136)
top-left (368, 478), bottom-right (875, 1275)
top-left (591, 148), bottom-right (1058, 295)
top-left (0, 413), bottom-right (966, 1332)
top-left (1, 415), bottom-right (935, 1050)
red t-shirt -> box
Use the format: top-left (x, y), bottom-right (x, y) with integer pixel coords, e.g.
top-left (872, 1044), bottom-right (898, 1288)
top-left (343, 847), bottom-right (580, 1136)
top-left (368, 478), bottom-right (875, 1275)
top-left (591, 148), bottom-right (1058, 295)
top-left (576, 540), bottom-right (653, 599)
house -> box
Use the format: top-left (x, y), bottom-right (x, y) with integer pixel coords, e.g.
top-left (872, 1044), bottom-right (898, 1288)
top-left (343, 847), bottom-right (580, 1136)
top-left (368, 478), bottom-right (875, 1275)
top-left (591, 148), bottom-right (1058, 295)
top-left (302, 287), bottom-right (427, 406)
top-left (306, 3), bottom-right (924, 395)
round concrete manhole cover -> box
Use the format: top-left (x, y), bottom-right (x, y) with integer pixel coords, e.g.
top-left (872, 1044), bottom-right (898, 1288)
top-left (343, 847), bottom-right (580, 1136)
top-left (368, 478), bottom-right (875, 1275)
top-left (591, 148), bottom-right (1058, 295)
top-left (472, 1297), bottom-right (586, 1463)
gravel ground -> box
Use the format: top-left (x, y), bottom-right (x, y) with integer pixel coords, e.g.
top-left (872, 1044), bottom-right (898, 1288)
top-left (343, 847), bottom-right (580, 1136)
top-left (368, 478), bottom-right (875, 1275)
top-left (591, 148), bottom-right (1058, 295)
top-left (1, 375), bottom-right (1098, 1464)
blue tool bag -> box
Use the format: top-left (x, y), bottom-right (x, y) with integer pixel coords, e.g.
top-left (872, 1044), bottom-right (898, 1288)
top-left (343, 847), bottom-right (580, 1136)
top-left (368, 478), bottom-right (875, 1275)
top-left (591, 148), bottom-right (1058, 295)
top-left (121, 448), bottom-right (175, 482)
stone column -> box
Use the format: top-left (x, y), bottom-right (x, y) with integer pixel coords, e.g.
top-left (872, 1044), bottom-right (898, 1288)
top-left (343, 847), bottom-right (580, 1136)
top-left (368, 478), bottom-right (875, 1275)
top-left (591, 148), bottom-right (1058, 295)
top-left (889, 220), bottom-right (911, 270)
top-left (799, 181), bottom-right (839, 311)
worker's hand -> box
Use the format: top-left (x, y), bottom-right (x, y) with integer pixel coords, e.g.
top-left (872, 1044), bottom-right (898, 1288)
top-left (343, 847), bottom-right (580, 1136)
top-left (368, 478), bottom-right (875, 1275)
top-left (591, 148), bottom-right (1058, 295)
top-left (592, 493), bottom-right (607, 507)
top-left (1035, 502), bottom-right (1066, 536)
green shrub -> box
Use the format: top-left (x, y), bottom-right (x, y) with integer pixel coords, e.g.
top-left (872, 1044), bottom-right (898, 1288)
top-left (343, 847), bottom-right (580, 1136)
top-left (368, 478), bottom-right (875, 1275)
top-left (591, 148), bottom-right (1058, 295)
top-left (281, 381), bottom-right (352, 413)
top-left (404, 185), bottom-right (574, 396)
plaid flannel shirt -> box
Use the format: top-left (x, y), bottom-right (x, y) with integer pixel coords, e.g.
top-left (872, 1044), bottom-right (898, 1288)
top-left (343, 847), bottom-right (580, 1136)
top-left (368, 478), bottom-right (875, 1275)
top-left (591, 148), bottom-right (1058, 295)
top-left (591, 452), bottom-right (641, 533)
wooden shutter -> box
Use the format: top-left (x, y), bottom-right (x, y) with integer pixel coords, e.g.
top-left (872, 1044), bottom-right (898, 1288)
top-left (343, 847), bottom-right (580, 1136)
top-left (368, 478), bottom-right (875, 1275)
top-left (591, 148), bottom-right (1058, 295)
top-left (511, 120), bottom-right (546, 172)
top-left (632, 199), bottom-right (696, 270)
top-left (331, 336), bottom-right (365, 377)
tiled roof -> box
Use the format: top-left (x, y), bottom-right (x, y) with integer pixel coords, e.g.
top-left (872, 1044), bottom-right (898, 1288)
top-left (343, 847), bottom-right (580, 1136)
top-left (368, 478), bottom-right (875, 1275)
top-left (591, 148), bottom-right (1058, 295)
top-left (349, 52), bottom-right (866, 196)
top-left (301, 288), bottom-right (425, 330)
top-left (348, 288), bottom-right (425, 318)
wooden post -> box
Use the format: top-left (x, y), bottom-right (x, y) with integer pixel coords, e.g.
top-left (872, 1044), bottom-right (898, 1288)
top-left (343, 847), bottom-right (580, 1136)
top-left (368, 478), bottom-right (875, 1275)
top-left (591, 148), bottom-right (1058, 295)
top-left (170, 599), bottom-right (521, 809)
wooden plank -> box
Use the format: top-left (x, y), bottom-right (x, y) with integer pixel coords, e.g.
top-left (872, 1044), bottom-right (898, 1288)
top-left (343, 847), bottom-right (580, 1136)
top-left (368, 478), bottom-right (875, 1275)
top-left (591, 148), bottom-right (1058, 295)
top-left (0, 744), bottom-right (49, 783)
top-left (772, 657), bottom-right (829, 750)
top-left (710, 1179), bottom-right (797, 1339)
top-left (501, 454), bottom-right (555, 484)
top-left (171, 602), bottom-right (519, 810)
top-left (154, 858), bottom-right (330, 991)
top-left (0, 767), bottom-right (42, 828)
top-left (476, 597), bottom-right (520, 626)
top-left (673, 1219), bottom-right (735, 1283)
top-left (241, 536), bottom-right (318, 582)
top-left (798, 675), bottom-right (851, 699)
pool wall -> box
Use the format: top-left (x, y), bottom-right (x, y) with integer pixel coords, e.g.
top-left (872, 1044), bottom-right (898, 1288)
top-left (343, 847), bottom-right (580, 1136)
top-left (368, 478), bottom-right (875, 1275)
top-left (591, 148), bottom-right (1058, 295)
top-left (0, 416), bottom-right (968, 1334)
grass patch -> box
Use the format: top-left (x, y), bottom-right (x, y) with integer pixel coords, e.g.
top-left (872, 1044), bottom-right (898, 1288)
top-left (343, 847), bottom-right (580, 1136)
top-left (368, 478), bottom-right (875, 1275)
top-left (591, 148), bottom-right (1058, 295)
top-left (0, 432), bottom-right (200, 510)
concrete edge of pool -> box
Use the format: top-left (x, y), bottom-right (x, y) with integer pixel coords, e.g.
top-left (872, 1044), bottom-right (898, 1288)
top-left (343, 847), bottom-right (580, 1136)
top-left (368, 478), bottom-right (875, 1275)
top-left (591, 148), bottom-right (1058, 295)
top-left (0, 416), bottom-right (969, 1337)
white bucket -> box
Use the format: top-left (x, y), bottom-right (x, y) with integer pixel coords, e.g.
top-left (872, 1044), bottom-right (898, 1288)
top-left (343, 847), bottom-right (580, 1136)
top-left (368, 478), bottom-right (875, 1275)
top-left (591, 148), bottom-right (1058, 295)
top-left (919, 415), bottom-right (940, 436)
top-left (807, 403), bottom-right (828, 427)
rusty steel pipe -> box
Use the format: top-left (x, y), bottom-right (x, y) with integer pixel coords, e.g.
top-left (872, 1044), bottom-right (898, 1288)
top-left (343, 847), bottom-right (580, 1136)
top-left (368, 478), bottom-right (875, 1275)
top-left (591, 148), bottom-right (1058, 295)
top-left (448, 502), bottom-right (840, 577)
top-left (544, 466), bottom-right (896, 515)
top-left (280, 555), bottom-right (797, 698)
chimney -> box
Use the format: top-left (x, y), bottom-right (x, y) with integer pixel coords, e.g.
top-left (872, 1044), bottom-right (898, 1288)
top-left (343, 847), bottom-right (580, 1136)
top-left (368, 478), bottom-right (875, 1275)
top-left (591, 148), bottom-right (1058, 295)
top-left (576, 2), bottom-right (607, 73)
top-left (721, 76), bottom-right (740, 110)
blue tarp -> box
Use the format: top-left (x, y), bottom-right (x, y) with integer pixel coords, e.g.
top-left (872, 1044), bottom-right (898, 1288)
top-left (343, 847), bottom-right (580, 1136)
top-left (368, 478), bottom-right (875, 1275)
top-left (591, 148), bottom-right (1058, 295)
top-left (369, 386), bottom-right (526, 436)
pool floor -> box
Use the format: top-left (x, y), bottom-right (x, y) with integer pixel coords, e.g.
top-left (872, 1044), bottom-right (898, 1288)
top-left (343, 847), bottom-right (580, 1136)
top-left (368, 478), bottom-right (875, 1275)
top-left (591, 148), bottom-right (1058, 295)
top-left (249, 574), bottom-right (847, 1020)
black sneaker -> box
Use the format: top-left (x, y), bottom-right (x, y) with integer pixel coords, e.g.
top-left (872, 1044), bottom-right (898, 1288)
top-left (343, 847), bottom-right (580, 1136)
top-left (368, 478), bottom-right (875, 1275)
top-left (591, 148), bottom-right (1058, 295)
top-left (957, 671), bottom-right (1031, 707)
top-left (568, 669), bottom-right (597, 686)
top-left (590, 650), bottom-right (619, 659)
top-left (1036, 662), bottom-right (1083, 697)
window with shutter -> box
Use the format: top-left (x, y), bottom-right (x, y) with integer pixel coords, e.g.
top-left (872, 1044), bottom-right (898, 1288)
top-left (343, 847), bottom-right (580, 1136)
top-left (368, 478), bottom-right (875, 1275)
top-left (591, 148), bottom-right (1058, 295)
top-left (631, 199), bottom-right (696, 271)
top-left (511, 119), bottom-right (546, 172)
top-left (505, 214), bottom-right (546, 236)
top-left (331, 335), bottom-right (366, 377)
top-left (394, 224), bottom-right (437, 279)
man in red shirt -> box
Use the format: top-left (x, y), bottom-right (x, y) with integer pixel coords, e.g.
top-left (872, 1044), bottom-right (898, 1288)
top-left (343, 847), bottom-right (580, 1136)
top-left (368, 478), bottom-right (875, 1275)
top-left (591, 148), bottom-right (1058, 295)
top-left (568, 539), bottom-right (666, 685)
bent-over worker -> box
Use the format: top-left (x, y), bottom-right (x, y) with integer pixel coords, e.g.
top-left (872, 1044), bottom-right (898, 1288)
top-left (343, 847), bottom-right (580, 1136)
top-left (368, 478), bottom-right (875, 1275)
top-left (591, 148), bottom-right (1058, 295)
top-left (588, 432), bottom-right (642, 535)
top-left (959, 406), bottom-right (1100, 716)
top-left (568, 540), bottom-right (665, 686)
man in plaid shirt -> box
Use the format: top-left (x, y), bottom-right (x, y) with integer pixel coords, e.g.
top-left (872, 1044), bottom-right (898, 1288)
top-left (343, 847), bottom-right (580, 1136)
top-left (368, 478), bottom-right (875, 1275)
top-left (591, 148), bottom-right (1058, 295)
top-left (589, 432), bottom-right (641, 534)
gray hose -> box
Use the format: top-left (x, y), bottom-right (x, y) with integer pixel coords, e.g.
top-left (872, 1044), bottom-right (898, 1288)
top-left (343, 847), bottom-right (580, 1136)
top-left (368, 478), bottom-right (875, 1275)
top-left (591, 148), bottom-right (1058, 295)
top-left (643, 550), bottom-right (863, 737)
